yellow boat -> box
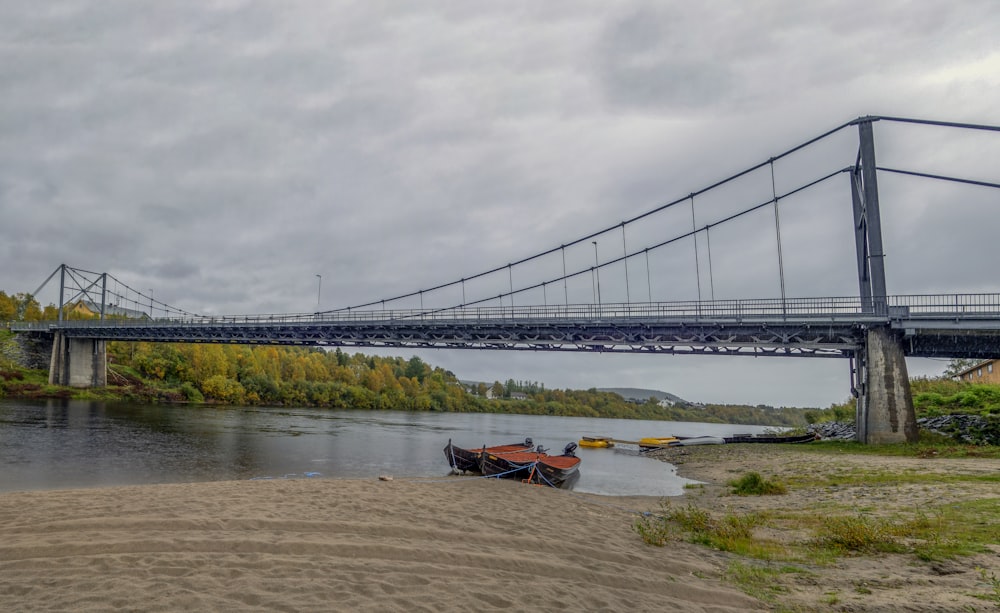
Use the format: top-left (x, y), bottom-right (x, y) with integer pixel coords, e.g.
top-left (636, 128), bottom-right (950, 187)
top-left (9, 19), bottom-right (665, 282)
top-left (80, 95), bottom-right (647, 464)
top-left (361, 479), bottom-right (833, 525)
top-left (578, 436), bottom-right (615, 448)
top-left (638, 436), bottom-right (679, 448)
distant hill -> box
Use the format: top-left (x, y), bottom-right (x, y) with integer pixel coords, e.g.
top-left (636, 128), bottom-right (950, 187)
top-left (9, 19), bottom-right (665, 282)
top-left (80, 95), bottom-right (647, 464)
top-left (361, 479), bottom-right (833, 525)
top-left (598, 387), bottom-right (690, 406)
top-left (456, 381), bottom-right (693, 407)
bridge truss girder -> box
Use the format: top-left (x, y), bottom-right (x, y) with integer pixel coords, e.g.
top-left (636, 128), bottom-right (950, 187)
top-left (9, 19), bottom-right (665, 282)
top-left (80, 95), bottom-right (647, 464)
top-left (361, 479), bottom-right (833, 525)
top-left (895, 324), bottom-right (1000, 359)
top-left (53, 320), bottom-right (865, 358)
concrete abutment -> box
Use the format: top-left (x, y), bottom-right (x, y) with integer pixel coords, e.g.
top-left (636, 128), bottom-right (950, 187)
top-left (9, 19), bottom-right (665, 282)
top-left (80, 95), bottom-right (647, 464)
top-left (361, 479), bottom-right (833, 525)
top-left (48, 332), bottom-right (106, 388)
top-left (856, 327), bottom-right (918, 444)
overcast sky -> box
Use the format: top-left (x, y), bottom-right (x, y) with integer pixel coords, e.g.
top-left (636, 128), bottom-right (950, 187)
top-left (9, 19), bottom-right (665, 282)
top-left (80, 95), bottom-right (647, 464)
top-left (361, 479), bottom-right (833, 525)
top-left (2, 1), bottom-right (999, 407)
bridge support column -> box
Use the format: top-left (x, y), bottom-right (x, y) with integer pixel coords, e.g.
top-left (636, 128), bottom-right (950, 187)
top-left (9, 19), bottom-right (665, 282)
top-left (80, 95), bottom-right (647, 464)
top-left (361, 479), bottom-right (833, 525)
top-left (48, 333), bottom-right (107, 388)
top-left (856, 328), bottom-right (917, 444)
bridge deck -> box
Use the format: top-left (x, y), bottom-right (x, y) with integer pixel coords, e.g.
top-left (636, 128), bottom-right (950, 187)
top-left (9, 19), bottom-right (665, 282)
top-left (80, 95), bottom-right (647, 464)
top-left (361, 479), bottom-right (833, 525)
top-left (11, 295), bottom-right (1000, 359)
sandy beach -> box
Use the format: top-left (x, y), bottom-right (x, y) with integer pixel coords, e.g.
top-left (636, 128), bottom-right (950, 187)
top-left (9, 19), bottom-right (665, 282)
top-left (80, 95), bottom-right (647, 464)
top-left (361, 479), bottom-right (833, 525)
top-left (0, 475), bottom-right (758, 612)
top-left (2, 445), bottom-right (998, 612)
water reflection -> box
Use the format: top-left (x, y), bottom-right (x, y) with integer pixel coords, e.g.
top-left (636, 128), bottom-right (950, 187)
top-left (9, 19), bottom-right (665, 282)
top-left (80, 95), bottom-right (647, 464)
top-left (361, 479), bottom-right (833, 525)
top-left (0, 399), bottom-right (774, 496)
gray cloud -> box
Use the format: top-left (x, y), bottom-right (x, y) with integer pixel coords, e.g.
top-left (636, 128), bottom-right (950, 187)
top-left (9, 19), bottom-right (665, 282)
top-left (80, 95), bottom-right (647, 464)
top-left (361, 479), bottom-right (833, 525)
top-left (598, 6), bottom-right (734, 111)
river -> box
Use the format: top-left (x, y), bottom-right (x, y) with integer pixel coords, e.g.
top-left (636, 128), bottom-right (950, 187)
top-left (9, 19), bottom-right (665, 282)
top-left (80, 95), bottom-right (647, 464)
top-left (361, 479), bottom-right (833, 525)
top-left (0, 399), bottom-right (775, 496)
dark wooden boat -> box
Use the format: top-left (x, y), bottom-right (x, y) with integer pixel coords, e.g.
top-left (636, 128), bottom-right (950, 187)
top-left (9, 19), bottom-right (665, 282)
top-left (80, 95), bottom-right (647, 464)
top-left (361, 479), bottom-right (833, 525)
top-left (479, 442), bottom-right (581, 489)
top-left (444, 438), bottom-right (533, 473)
top-left (722, 433), bottom-right (819, 444)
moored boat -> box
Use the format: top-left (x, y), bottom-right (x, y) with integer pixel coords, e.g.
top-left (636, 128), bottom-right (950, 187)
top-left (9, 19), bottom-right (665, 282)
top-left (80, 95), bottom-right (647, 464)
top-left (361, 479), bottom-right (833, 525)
top-left (578, 436), bottom-right (615, 448)
top-left (479, 442), bottom-right (581, 489)
top-left (673, 436), bottom-right (726, 446)
top-left (531, 453), bottom-right (582, 489)
top-left (722, 433), bottom-right (819, 444)
top-left (444, 438), bottom-right (534, 473)
top-left (638, 436), bottom-right (680, 449)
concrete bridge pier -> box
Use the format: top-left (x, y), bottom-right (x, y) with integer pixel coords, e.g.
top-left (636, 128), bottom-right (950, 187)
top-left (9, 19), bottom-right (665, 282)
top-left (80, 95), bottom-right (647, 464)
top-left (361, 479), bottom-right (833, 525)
top-left (48, 332), bottom-right (107, 388)
top-left (855, 327), bottom-right (918, 444)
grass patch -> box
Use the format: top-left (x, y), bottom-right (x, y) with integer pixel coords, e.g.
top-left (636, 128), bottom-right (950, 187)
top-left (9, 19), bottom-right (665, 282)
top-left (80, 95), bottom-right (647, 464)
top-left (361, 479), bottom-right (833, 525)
top-left (909, 499), bottom-right (1000, 560)
top-left (798, 439), bottom-right (1000, 460)
top-left (772, 499), bottom-right (1000, 563)
top-left (783, 467), bottom-right (1000, 489)
top-left (728, 471), bottom-right (787, 496)
top-left (724, 560), bottom-right (805, 603)
top-left (633, 502), bottom-right (786, 559)
top-left (637, 497), bottom-right (1000, 570)
top-left (812, 514), bottom-right (909, 554)
top-left (973, 567), bottom-right (1000, 606)
top-left (636, 436), bottom-right (1000, 604)
top-left (633, 510), bottom-right (673, 547)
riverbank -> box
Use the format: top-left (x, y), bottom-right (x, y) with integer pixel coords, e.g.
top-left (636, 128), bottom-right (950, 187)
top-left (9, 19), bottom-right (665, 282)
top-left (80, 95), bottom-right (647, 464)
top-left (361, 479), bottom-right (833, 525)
top-left (1, 447), bottom-right (998, 611)
top-left (0, 477), bottom-right (761, 612)
top-left (0, 334), bottom-right (818, 425)
top-left (646, 444), bottom-right (1000, 611)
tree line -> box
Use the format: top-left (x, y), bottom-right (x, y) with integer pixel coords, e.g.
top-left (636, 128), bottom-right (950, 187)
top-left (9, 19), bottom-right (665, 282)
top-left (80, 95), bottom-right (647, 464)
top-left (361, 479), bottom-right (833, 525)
top-left (0, 291), bottom-right (58, 322)
top-left (109, 341), bottom-right (699, 419)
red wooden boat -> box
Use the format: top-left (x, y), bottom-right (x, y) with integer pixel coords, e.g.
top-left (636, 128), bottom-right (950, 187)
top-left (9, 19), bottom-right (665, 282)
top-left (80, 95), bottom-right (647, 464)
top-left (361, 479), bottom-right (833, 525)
top-left (443, 438), bottom-right (534, 474)
top-left (479, 442), bottom-right (581, 489)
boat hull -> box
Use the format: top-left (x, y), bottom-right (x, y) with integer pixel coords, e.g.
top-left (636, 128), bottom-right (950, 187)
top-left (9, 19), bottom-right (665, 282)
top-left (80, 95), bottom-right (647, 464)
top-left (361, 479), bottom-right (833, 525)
top-left (674, 436), bottom-right (726, 446)
top-left (638, 436), bottom-right (679, 450)
top-left (722, 433), bottom-right (818, 444)
top-left (479, 449), bottom-right (581, 490)
top-left (479, 451), bottom-right (534, 481)
top-left (531, 456), bottom-right (582, 489)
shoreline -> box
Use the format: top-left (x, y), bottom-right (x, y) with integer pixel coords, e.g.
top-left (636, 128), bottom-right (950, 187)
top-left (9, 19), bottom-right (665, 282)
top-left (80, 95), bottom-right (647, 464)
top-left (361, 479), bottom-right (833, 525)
top-left (2, 446), bottom-right (999, 611)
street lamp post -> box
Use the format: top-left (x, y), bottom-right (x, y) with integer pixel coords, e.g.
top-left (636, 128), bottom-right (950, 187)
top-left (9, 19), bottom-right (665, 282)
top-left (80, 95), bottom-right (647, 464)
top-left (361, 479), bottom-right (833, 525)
top-left (315, 274), bottom-right (322, 312)
top-left (592, 241), bottom-right (602, 306)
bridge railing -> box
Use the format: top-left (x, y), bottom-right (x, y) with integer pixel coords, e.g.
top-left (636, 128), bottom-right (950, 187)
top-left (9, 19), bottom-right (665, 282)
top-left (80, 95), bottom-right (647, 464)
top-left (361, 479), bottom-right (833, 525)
top-left (888, 294), bottom-right (1000, 317)
top-left (9, 293), bottom-right (1000, 331)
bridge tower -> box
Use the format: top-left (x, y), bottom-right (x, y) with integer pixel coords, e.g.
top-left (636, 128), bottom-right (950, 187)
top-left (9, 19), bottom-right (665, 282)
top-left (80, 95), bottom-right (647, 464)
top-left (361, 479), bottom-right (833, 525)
top-left (850, 118), bottom-right (918, 444)
top-left (40, 264), bottom-right (111, 388)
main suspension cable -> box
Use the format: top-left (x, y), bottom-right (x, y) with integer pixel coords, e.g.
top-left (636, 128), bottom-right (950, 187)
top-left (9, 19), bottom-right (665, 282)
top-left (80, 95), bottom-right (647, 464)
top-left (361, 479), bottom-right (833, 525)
top-left (325, 118), bottom-right (860, 313)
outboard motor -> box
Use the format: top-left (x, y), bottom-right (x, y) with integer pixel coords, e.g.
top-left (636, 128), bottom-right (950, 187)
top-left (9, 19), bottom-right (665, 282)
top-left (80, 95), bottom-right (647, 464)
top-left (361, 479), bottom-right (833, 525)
top-left (535, 445), bottom-right (548, 454)
top-left (563, 442), bottom-right (578, 457)
top-left (524, 438), bottom-right (533, 447)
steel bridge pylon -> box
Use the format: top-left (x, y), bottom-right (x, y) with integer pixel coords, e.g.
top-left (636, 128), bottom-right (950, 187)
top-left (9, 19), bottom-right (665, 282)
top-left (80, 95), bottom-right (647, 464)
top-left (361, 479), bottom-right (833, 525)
top-left (850, 118), bottom-right (917, 444)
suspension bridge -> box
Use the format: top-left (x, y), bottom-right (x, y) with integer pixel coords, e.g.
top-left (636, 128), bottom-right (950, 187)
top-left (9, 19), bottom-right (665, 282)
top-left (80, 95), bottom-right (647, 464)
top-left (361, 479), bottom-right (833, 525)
top-left (9, 115), bottom-right (1000, 444)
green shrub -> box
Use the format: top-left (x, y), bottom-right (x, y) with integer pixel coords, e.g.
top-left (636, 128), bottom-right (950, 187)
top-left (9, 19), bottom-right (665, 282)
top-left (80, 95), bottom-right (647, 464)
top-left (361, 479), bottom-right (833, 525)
top-left (668, 503), bottom-right (714, 533)
top-left (633, 512), bottom-right (673, 546)
top-left (814, 515), bottom-right (905, 553)
top-left (633, 501), bottom-right (711, 546)
top-left (179, 382), bottom-right (203, 403)
top-left (728, 472), bottom-right (787, 496)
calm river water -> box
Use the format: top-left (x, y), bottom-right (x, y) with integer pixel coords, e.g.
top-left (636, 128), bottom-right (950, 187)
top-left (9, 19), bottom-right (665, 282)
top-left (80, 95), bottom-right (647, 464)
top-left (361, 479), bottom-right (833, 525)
top-left (0, 399), bottom-right (774, 496)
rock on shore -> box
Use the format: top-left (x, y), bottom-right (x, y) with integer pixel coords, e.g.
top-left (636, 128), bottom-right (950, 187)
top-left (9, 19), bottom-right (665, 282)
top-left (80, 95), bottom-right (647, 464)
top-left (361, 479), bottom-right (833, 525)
top-left (810, 414), bottom-right (1000, 445)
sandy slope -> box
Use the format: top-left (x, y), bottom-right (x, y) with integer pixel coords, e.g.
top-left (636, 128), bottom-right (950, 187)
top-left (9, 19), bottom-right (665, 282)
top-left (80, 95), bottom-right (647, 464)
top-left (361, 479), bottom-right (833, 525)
top-left (0, 477), bottom-right (760, 612)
